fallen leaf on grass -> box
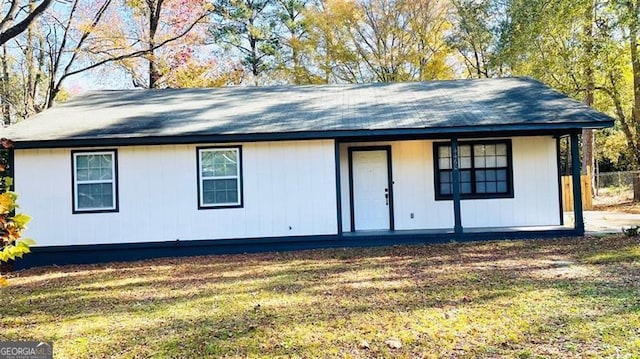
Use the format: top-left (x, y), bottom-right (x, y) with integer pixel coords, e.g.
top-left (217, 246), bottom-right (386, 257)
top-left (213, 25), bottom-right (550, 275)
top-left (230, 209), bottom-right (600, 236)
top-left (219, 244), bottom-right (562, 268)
top-left (385, 337), bottom-right (402, 349)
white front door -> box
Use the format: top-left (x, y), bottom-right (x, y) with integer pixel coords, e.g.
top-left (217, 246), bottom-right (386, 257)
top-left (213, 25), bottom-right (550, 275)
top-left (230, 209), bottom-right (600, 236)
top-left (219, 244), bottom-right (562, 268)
top-left (352, 150), bottom-right (391, 231)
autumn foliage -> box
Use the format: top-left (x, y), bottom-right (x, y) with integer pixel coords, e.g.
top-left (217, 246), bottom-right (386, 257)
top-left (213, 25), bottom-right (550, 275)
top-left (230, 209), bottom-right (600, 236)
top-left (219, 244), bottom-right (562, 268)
top-left (0, 138), bottom-right (33, 285)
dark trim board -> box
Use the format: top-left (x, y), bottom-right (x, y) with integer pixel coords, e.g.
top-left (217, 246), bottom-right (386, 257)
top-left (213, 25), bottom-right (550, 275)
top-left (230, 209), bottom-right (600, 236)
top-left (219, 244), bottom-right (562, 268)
top-left (12, 125), bottom-right (606, 149)
top-left (13, 228), bottom-right (583, 270)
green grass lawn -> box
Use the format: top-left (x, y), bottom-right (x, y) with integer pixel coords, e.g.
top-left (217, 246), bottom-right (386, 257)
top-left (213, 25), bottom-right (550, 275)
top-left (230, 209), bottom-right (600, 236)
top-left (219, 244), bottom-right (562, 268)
top-left (1, 235), bottom-right (639, 358)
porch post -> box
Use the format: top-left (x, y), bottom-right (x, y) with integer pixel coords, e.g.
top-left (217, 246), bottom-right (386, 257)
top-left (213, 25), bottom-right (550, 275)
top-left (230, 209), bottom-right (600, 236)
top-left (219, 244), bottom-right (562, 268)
top-left (570, 132), bottom-right (585, 234)
top-left (555, 136), bottom-right (564, 225)
top-left (334, 139), bottom-right (343, 235)
top-left (451, 137), bottom-right (463, 234)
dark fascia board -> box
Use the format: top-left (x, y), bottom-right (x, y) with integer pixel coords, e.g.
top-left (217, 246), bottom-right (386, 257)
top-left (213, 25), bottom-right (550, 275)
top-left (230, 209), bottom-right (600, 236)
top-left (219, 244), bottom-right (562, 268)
top-left (11, 122), bottom-right (607, 149)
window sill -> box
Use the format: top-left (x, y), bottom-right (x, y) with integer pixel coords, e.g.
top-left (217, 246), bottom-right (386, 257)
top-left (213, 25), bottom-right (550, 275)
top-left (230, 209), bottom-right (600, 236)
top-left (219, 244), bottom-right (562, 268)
top-left (198, 204), bottom-right (244, 210)
top-left (434, 193), bottom-right (515, 201)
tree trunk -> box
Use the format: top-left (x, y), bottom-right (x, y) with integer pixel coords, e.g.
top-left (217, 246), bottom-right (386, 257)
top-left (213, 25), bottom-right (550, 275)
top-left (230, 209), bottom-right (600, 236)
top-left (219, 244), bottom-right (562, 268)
top-left (148, 0), bottom-right (161, 88)
top-left (248, 13), bottom-right (259, 86)
top-left (1, 44), bottom-right (10, 126)
top-left (581, 0), bottom-right (595, 194)
top-left (628, 1), bottom-right (640, 201)
top-left (24, 1), bottom-right (36, 118)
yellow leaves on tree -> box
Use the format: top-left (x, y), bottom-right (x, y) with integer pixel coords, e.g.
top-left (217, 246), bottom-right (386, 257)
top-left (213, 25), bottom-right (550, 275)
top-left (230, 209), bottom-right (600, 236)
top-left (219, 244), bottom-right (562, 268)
top-left (0, 191), bottom-right (34, 285)
top-left (162, 59), bottom-right (245, 88)
top-left (0, 192), bottom-right (16, 214)
top-left (0, 143), bottom-right (34, 285)
top-left (304, 0), bottom-right (455, 83)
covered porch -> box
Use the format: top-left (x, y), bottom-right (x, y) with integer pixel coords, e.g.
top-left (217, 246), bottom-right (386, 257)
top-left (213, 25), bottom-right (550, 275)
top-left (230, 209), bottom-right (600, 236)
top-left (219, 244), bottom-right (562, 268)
top-left (333, 131), bottom-right (585, 240)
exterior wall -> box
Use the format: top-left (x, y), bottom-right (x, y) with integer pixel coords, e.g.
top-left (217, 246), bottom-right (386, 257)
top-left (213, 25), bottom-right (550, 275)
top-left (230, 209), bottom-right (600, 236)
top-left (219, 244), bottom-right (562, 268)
top-left (460, 136), bottom-right (560, 227)
top-left (15, 140), bottom-right (337, 246)
top-left (340, 136), bottom-right (560, 231)
top-left (340, 140), bottom-right (455, 231)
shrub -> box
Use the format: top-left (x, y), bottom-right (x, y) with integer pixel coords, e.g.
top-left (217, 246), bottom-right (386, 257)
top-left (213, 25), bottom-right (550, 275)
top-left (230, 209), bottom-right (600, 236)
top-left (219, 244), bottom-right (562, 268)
top-left (0, 138), bottom-right (34, 286)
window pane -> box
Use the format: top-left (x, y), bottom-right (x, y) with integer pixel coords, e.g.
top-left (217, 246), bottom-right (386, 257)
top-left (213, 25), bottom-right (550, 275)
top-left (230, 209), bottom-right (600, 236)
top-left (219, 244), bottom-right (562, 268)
top-left (496, 144), bottom-right (507, 156)
top-left (474, 156), bottom-right (486, 168)
top-left (460, 170), bottom-right (471, 182)
top-left (76, 156), bottom-right (88, 172)
top-left (77, 169), bottom-right (89, 181)
top-left (461, 182), bottom-right (472, 194)
top-left (440, 183), bottom-right (452, 195)
top-left (486, 170), bottom-right (496, 181)
top-left (496, 155), bottom-right (507, 167)
top-left (476, 170), bottom-right (485, 181)
top-left (486, 182), bottom-right (497, 193)
top-left (438, 146), bottom-right (450, 158)
top-left (477, 182), bottom-right (486, 193)
top-left (485, 144), bottom-right (496, 156)
top-left (440, 171), bottom-right (451, 183)
top-left (213, 151), bottom-right (238, 176)
top-left (485, 156), bottom-right (496, 167)
top-left (77, 183), bottom-right (113, 209)
top-left (439, 158), bottom-right (451, 170)
top-left (497, 169), bottom-right (507, 181)
top-left (201, 150), bottom-right (238, 177)
top-left (474, 145), bottom-right (485, 157)
top-left (202, 179), bottom-right (239, 205)
top-left (76, 154), bottom-right (113, 181)
top-left (201, 152), bottom-right (215, 177)
top-left (227, 190), bottom-right (238, 203)
top-left (497, 181), bottom-right (507, 193)
top-left (460, 157), bottom-right (472, 169)
top-left (459, 145), bottom-right (471, 157)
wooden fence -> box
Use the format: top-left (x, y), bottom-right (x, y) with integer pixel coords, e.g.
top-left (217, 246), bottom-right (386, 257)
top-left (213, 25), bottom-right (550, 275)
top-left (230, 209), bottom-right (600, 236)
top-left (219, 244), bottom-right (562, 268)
top-left (561, 169), bottom-right (593, 211)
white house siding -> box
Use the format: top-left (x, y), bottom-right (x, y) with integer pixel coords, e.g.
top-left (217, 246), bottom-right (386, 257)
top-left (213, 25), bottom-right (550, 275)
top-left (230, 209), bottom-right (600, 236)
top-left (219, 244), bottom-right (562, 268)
top-left (14, 140), bottom-right (338, 246)
top-left (460, 136), bottom-right (560, 227)
top-left (340, 136), bottom-right (560, 231)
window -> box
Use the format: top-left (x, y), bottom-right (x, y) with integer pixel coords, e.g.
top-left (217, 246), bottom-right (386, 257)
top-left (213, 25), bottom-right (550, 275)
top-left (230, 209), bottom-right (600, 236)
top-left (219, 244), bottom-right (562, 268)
top-left (72, 150), bottom-right (118, 213)
top-left (434, 140), bottom-right (513, 200)
top-left (198, 147), bottom-right (242, 208)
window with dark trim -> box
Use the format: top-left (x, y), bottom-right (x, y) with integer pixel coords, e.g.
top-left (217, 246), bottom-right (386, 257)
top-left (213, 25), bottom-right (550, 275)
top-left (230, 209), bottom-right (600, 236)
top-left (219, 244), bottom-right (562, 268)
top-left (434, 140), bottom-right (513, 200)
top-left (72, 150), bottom-right (118, 213)
top-left (197, 146), bottom-right (243, 209)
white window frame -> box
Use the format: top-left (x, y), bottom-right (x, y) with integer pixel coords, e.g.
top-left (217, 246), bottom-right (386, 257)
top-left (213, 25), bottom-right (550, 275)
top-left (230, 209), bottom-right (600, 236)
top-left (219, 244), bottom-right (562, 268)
top-left (72, 150), bottom-right (118, 213)
top-left (198, 147), bottom-right (242, 209)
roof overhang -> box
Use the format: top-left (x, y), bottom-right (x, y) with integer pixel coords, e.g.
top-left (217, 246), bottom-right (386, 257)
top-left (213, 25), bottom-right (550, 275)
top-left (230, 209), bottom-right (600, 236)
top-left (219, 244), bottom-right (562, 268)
top-left (11, 124), bottom-right (603, 149)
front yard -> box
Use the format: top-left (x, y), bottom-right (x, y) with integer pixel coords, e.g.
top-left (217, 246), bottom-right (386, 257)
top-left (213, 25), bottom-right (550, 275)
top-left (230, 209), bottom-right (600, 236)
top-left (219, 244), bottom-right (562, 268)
top-left (1, 235), bottom-right (639, 358)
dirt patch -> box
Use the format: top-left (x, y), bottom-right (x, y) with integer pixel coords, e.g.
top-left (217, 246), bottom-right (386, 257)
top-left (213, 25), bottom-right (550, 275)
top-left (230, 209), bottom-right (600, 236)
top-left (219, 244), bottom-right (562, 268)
top-left (593, 187), bottom-right (639, 214)
top-left (593, 200), bottom-right (640, 214)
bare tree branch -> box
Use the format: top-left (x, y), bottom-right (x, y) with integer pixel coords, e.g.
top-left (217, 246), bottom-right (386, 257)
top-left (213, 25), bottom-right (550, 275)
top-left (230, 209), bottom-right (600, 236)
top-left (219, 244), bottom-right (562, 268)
top-left (0, 0), bottom-right (54, 46)
top-left (55, 10), bottom-right (211, 90)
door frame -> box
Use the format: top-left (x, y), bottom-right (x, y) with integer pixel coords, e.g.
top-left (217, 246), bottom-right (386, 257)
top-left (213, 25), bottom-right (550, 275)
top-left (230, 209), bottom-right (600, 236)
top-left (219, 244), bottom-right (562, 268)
top-left (347, 146), bottom-right (395, 232)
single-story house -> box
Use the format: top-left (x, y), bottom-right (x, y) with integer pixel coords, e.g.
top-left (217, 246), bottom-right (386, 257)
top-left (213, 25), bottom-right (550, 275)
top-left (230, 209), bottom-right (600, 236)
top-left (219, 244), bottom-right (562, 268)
top-left (2, 77), bottom-right (614, 268)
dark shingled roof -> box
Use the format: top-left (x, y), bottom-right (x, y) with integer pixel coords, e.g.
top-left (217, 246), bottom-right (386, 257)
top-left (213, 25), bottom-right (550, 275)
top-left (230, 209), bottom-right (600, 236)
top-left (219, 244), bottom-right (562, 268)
top-left (1, 77), bottom-right (614, 148)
